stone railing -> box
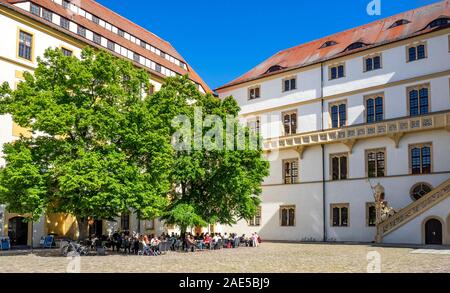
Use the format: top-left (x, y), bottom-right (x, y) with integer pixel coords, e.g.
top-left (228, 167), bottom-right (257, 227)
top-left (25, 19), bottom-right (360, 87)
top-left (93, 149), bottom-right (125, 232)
top-left (263, 110), bottom-right (450, 152)
top-left (379, 178), bottom-right (450, 237)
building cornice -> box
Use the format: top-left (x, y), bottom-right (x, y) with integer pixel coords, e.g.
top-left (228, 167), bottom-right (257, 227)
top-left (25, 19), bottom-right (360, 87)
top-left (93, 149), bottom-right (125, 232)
top-left (240, 69), bottom-right (450, 117)
top-left (216, 27), bottom-right (450, 93)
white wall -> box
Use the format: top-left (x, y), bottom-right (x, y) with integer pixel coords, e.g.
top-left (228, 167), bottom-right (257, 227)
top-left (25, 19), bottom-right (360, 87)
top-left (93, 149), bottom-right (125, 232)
top-left (383, 196), bottom-right (450, 245)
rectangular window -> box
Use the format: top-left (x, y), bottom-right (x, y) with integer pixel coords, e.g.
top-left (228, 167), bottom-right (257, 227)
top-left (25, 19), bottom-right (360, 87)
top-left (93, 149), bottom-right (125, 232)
top-left (283, 159), bottom-right (299, 184)
top-left (410, 143), bottom-right (432, 175)
top-left (366, 203), bottom-right (376, 227)
top-left (408, 84), bottom-right (430, 117)
top-left (60, 17), bottom-right (70, 30)
top-left (249, 206), bottom-right (262, 226)
top-left (330, 153), bottom-right (348, 180)
top-left (366, 148), bottom-right (386, 178)
top-left (248, 86), bottom-right (261, 100)
top-left (283, 77), bottom-right (297, 92)
top-left (155, 64), bottom-right (162, 72)
top-left (407, 42), bottom-right (427, 62)
top-left (140, 40), bottom-right (147, 48)
top-left (18, 30), bottom-right (33, 61)
top-left (365, 94), bottom-right (384, 123)
top-left (160, 51), bottom-right (166, 58)
top-left (247, 117), bottom-right (261, 134)
top-left (364, 54), bottom-right (382, 72)
top-left (107, 40), bottom-right (115, 51)
top-left (30, 3), bottom-right (40, 16)
top-left (42, 9), bottom-right (52, 22)
top-left (133, 53), bottom-right (140, 62)
top-left (144, 219), bottom-right (154, 230)
top-left (61, 47), bottom-right (72, 57)
top-left (62, 0), bottom-right (70, 9)
top-left (120, 214), bottom-right (130, 231)
top-left (331, 204), bottom-right (349, 227)
top-left (329, 63), bottom-right (345, 80)
top-left (280, 206), bottom-right (295, 227)
top-left (282, 111), bottom-right (297, 135)
top-left (92, 15), bottom-right (100, 25)
top-left (330, 101), bottom-right (347, 128)
top-left (93, 33), bottom-right (101, 45)
top-left (118, 29), bottom-right (125, 37)
top-left (77, 26), bottom-right (86, 38)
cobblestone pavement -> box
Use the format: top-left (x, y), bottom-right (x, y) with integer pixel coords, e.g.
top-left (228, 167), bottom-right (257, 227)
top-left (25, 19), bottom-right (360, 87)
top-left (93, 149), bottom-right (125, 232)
top-left (1, 242), bottom-right (449, 273)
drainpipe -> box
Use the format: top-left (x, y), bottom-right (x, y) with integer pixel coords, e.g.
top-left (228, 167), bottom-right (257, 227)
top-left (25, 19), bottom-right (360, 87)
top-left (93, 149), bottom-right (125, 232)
top-left (320, 62), bottom-right (327, 242)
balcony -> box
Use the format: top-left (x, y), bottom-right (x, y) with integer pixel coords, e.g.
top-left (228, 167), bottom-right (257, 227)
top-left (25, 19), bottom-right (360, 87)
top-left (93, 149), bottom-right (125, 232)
top-left (263, 110), bottom-right (450, 155)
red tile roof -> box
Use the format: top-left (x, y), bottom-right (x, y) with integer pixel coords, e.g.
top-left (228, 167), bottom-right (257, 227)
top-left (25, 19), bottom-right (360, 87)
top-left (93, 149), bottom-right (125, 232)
top-left (216, 0), bottom-right (450, 92)
top-left (0, 0), bottom-right (211, 93)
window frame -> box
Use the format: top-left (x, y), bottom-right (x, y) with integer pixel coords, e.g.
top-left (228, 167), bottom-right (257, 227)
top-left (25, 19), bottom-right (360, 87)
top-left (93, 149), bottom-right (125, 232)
top-left (16, 28), bottom-right (34, 62)
top-left (328, 63), bottom-right (345, 80)
top-left (92, 33), bottom-right (101, 45)
top-left (363, 53), bottom-right (383, 72)
top-left (407, 83), bottom-right (431, 117)
top-left (30, 2), bottom-right (41, 16)
top-left (247, 116), bottom-right (261, 135)
top-left (77, 25), bottom-right (86, 38)
top-left (406, 41), bottom-right (428, 62)
top-left (366, 202), bottom-right (377, 227)
top-left (282, 110), bottom-right (298, 136)
top-left (107, 40), bottom-right (115, 51)
top-left (329, 152), bottom-right (349, 181)
top-left (248, 206), bottom-right (262, 227)
top-left (60, 16), bottom-right (70, 30)
top-left (42, 9), bottom-right (53, 22)
top-left (282, 76), bottom-right (297, 92)
top-left (60, 46), bottom-right (73, 57)
top-left (283, 158), bottom-right (299, 184)
top-left (280, 205), bottom-right (296, 227)
top-left (248, 85), bottom-right (261, 100)
top-left (120, 214), bottom-right (130, 231)
top-left (330, 203), bottom-right (350, 227)
top-left (365, 148), bottom-right (386, 178)
top-left (364, 93), bottom-right (385, 123)
top-left (328, 100), bottom-right (347, 128)
top-left (408, 142), bottom-right (433, 175)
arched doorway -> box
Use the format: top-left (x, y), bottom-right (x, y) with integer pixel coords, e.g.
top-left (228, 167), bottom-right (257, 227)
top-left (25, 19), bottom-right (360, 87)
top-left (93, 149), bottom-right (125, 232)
top-left (425, 218), bottom-right (443, 245)
top-left (8, 217), bottom-right (28, 246)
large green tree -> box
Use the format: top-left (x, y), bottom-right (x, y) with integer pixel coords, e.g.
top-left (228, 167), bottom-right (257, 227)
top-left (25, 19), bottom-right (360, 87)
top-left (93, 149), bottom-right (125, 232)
top-left (0, 48), bottom-right (172, 238)
top-left (149, 76), bottom-right (269, 232)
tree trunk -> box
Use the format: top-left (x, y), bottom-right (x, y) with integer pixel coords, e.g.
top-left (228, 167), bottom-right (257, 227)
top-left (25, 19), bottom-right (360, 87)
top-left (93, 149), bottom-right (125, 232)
top-left (76, 217), bottom-right (89, 241)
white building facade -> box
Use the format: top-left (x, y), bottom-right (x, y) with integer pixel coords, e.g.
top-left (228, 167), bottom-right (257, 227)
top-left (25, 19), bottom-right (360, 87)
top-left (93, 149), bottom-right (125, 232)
top-left (216, 1), bottom-right (450, 245)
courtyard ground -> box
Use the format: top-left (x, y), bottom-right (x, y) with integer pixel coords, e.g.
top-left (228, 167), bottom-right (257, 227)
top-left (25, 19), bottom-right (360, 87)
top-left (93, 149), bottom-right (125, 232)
top-left (0, 242), bottom-right (449, 273)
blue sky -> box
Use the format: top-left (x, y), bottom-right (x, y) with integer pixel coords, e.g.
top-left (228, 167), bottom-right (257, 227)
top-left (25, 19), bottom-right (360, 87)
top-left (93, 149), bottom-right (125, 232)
top-left (96, 0), bottom-right (441, 90)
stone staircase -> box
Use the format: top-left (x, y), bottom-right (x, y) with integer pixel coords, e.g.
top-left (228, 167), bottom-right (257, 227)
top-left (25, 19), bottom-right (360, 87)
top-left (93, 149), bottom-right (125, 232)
top-left (379, 178), bottom-right (450, 238)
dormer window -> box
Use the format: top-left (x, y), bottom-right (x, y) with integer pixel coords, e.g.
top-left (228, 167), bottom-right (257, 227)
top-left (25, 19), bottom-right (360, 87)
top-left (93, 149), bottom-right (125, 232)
top-left (266, 65), bottom-right (284, 74)
top-left (428, 18), bottom-right (450, 29)
top-left (345, 42), bottom-right (367, 52)
top-left (388, 19), bottom-right (411, 29)
top-left (320, 41), bottom-right (337, 49)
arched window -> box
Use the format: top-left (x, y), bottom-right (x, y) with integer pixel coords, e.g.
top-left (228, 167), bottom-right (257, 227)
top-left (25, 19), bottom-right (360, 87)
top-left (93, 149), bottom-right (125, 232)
top-left (410, 183), bottom-right (433, 201)
top-left (388, 19), bottom-right (411, 29)
top-left (320, 40), bottom-right (337, 49)
top-left (265, 65), bottom-right (284, 74)
top-left (428, 18), bottom-right (450, 29)
top-left (344, 42), bottom-right (367, 52)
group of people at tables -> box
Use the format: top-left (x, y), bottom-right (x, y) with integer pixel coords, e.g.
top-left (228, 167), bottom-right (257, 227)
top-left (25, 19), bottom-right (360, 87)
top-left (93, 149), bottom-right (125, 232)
top-left (88, 231), bottom-right (261, 255)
